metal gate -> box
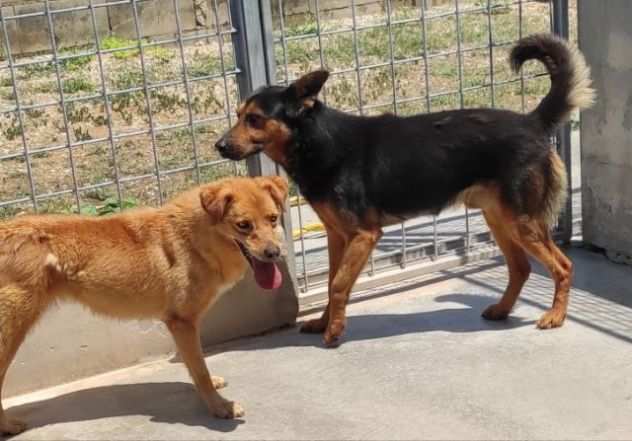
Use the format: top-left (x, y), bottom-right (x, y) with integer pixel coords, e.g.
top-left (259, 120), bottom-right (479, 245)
top-left (0, 0), bottom-right (572, 297)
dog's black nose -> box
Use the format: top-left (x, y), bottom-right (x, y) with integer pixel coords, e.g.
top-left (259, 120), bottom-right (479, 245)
top-left (264, 245), bottom-right (281, 260)
top-left (215, 138), bottom-right (228, 154)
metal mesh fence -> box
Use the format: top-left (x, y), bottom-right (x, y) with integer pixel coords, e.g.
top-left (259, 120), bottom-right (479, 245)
top-left (0, 0), bottom-right (574, 297)
top-left (271, 0), bottom-right (571, 293)
top-left (0, 0), bottom-right (245, 217)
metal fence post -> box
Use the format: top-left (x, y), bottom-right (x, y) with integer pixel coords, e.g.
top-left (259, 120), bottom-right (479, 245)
top-left (230, 0), bottom-right (297, 276)
top-left (552, 0), bottom-right (573, 244)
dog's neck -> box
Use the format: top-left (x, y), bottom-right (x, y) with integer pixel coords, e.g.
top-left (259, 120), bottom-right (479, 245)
top-left (279, 104), bottom-right (368, 202)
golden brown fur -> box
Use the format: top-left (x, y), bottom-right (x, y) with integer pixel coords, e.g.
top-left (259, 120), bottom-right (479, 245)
top-left (0, 176), bottom-right (288, 435)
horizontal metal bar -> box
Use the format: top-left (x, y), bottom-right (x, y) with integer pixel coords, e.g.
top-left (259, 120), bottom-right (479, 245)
top-left (278, 39), bottom-right (537, 83)
top-left (0, 158), bottom-right (236, 209)
top-left (275, 0), bottom-right (543, 43)
top-left (0, 112), bottom-right (234, 161)
top-left (0, 68), bottom-right (240, 115)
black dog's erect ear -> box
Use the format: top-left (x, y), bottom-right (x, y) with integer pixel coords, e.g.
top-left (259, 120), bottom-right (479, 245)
top-left (292, 70), bottom-right (329, 100)
top-left (286, 70), bottom-right (329, 116)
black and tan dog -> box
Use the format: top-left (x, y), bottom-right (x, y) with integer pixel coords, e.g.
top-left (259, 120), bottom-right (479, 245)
top-left (215, 34), bottom-right (594, 346)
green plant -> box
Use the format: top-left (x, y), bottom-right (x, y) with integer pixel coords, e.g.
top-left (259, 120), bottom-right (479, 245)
top-left (96, 197), bottom-right (138, 215)
top-left (101, 35), bottom-right (139, 60)
top-left (63, 76), bottom-right (96, 94)
top-left (60, 50), bottom-right (94, 71)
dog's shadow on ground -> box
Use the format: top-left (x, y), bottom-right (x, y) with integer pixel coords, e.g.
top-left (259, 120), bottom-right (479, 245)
top-left (7, 382), bottom-right (243, 435)
top-left (220, 292), bottom-right (537, 352)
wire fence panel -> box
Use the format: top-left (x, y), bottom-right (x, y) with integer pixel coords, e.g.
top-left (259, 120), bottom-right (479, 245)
top-left (0, 0), bottom-right (246, 217)
top-left (0, 0), bottom-right (577, 297)
top-left (271, 0), bottom-right (574, 293)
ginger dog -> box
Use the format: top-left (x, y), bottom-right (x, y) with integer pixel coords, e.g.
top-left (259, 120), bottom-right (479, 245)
top-left (0, 176), bottom-right (288, 434)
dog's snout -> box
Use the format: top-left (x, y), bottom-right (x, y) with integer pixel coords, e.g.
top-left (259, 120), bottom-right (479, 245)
top-left (264, 244), bottom-right (281, 260)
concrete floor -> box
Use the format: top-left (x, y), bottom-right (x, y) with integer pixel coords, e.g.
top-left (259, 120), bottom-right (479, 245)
top-left (5, 247), bottom-right (632, 440)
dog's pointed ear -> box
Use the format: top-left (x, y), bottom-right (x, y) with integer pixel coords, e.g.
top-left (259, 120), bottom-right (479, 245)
top-left (200, 184), bottom-right (233, 224)
top-left (286, 70), bottom-right (329, 116)
top-left (257, 176), bottom-right (289, 209)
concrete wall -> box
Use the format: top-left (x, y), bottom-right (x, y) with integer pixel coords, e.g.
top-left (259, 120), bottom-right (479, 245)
top-left (578, 1), bottom-right (632, 263)
top-left (4, 262), bottom-right (298, 397)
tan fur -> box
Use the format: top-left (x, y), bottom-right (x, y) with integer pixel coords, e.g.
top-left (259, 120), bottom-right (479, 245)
top-left (0, 176), bottom-right (288, 434)
top-left (566, 42), bottom-right (596, 112)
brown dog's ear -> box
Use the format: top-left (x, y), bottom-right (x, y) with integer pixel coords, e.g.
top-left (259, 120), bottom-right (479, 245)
top-left (200, 184), bottom-right (233, 224)
top-left (258, 176), bottom-right (289, 209)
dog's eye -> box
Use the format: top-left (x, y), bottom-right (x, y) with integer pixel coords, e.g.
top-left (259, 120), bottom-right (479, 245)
top-left (245, 113), bottom-right (263, 129)
top-left (268, 215), bottom-right (278, 224)
top-left (236, 220), bottom-right (253, 232)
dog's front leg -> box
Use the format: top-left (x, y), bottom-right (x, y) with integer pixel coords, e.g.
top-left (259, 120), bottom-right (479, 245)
top-left (324, 228), bottom-right (382, 347)
top-left (165, 317), bottom-right (244, 419)
top-left (300, 226), bottom-right (346, 334)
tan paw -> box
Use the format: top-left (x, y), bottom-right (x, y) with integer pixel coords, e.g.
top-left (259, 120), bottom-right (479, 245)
top-left (537, 308), bottom-right (566, 329)
top-left (209, 399), bottom-right (245, 419)
top-left (323, 319), bottom-right (345, 348)
top-left (300, 318), bottom-right (327, 334)
top-left (211, 375), bottom-right (227, 389)
top-left (481, 303), bottom-right (510, 321)
top-left (1, 417), bottom-right (27, 435)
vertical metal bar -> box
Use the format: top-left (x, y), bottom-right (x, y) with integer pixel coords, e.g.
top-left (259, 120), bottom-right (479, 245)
top-left (130, 0), bottom-right (164, 204)
top-left (454, 0), bottom-right (465, 109)
top-left (552, 0), bottom-right (572, 243)
top-left (350, 0), bottom-right (365, 116)
top-left (44, 0), bottom-right (82, 213)
top-left (518, 0), bottom-right (526, 113)
top-left (486, 0), bottom-right (495, 108)
top-left (454, 0), bottom-right (470, 252)
top-left (420, 0), bottom-right (432, 112)
top-left (383, 0), bottom-right (407, 268)
top-left (211, 0), bottom-right (237, 178)
top-left (419, 3), bottom-right (438, 261)
top-left (88, 0), bottom-right (123, 207)
top-left (314, 0), bottom-right (328, 104)
top-left (277, 0), bottom-right (290, 85)
top-left (0, 9), bottom-right (38, 211)
top-left (349, 0), bottom-right (374, 275)
top-left (296, 198), bottom-right (309, 292)
top-left (231, 0), bottom-right (297, 284)
top-left (172, 0), bottom-right (201, 183)
top-left (230, 0), bottom-right (276, 176)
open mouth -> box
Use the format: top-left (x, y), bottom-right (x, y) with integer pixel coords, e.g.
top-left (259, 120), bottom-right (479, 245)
top-left (236, 241), bottom-right (282, 291)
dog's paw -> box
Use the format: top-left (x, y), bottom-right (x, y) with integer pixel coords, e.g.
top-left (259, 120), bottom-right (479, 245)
top-left (211, 375), bottom-right (227, 389)
top-left (300, 318), bottom-right (327, 334)
top-left (1, 416), bottom-right (27, 435)
top-left (323, 319), bottom-right (345, 348)
top-left (536, 308), bottom-right (566, 329)
top-left (481, 303), bottom-right (510, 321)
top-left (209, 399), bottom-right (245, 419)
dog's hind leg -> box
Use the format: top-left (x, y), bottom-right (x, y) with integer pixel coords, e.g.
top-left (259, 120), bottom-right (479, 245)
top-left (324, 228), bottom-right (382, 347)
top-left (300, 227), bottom-right (346, 334)
top-left (0, 285), bottom-right (45, 435)
top-left (481, 210), bottom-right (531, 321)
top-left (513, 221), bottom-right (572, 329)
top-left (165, 317), bottom-right (244, 419)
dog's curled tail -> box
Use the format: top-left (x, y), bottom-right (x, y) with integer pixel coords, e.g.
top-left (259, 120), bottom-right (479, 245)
top-left (510, 33), bottom-right (595, 132)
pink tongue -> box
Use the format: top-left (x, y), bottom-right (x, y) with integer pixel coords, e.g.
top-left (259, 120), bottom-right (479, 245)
top-left (252, 259), bottom-right (282, 290)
